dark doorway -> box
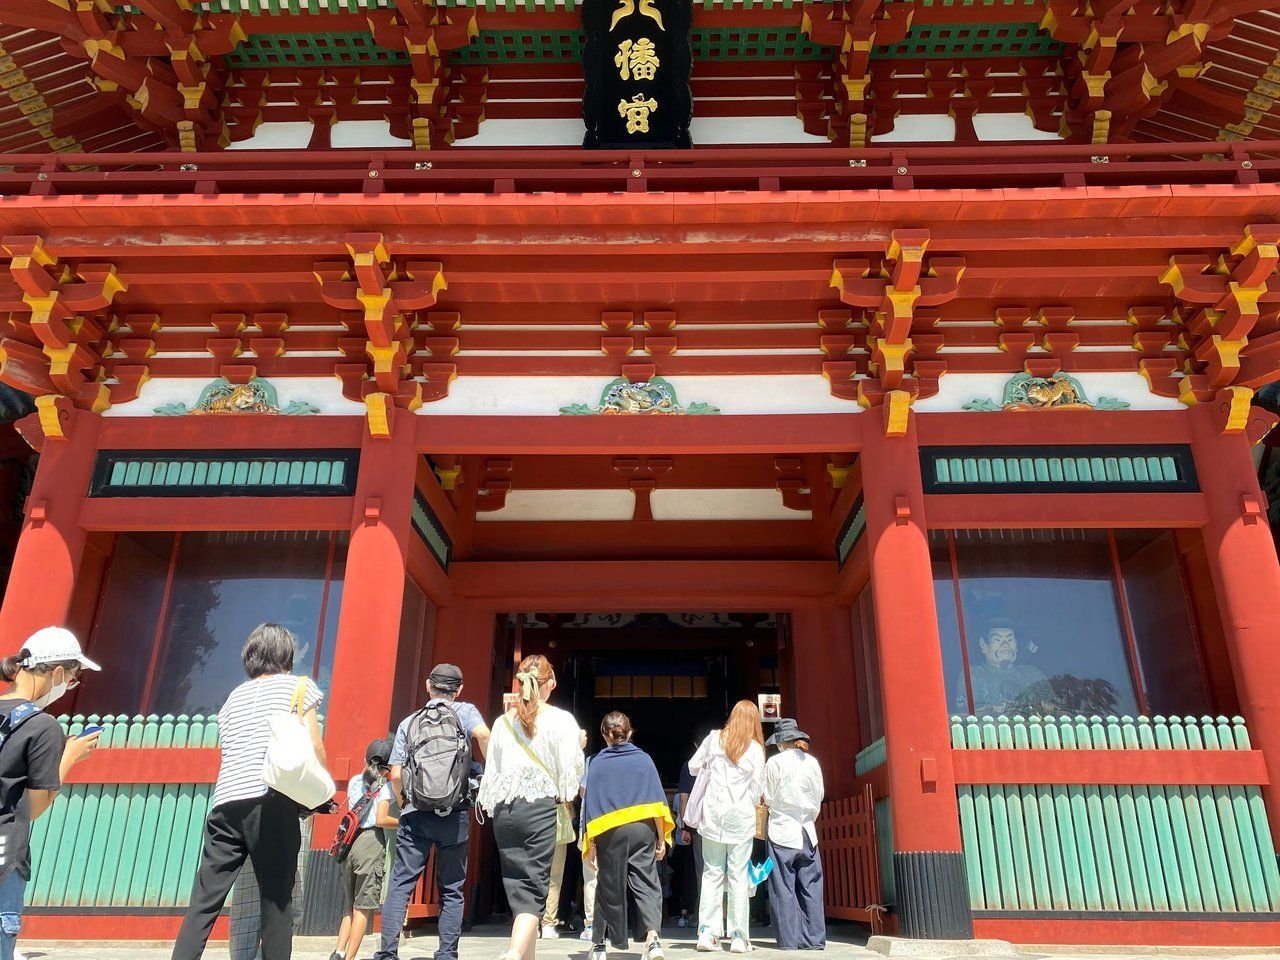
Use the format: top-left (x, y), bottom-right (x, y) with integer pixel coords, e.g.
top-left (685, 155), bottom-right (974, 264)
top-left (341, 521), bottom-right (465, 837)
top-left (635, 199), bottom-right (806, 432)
top-left (513, 612), bottom-right (783, 785)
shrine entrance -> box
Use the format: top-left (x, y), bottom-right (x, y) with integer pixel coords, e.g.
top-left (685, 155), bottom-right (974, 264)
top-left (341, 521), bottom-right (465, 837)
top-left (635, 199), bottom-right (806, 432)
top-left (497, 612), bottom-right (786, 783)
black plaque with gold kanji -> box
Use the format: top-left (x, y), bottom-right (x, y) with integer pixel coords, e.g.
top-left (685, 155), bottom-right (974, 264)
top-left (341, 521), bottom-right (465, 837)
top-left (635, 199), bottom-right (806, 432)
top-left (582, 0), bottom-right (692, 149)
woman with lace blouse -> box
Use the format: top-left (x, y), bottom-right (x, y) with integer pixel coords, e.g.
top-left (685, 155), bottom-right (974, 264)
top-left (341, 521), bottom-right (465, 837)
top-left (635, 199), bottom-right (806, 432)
top-left (478, 654), bottom-right (584, 960)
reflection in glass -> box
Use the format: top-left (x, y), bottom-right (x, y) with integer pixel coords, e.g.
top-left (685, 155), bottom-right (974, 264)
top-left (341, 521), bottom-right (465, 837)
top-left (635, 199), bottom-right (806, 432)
top-left (932, 528), bottom-right (1210, 719)
top-left (935, 530), bottom-right (1139, 718)
top-left (84, 530), bottom-right (348, 716)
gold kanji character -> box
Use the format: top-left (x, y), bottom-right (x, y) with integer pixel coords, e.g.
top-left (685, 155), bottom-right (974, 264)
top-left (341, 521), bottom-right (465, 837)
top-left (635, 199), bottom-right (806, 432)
top-left (610, 0), bottom-right (664, 31)
top-left (618, 94), bottom-right (658, 134)
top-left (614, 37), bottom-right (660, 81)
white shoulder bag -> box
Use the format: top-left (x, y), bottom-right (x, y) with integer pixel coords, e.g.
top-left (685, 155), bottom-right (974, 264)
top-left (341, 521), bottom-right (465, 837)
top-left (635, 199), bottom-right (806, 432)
top-left (262, 677), bottom-right (336, 809)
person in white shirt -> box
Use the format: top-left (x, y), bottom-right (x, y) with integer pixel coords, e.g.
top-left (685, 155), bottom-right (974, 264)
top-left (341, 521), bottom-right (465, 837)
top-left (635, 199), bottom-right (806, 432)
top-left (762, 719), bottom-right (826, 950)
top-left (686, 700), bottom-right (765, 954)
top-left (477, 655), bottom-right (584, 960)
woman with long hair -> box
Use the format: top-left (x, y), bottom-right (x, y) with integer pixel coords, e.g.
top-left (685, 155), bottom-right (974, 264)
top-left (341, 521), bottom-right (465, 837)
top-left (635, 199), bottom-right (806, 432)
top-left (687, 700), bottom-right (765, 954)
top-left (580, 711), bottom-right (674, 960)
top-left (477, 655), bottom-right (583, 960)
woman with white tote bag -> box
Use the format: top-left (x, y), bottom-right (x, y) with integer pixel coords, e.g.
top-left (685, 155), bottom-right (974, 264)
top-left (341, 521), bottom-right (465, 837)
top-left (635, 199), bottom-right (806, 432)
top-left (172, 623), bottom-right (330, 960)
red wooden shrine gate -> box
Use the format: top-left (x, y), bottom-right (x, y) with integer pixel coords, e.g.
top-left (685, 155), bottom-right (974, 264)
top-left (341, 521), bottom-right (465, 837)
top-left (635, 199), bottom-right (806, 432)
top-left (819, 784), bottom-right (884, 930)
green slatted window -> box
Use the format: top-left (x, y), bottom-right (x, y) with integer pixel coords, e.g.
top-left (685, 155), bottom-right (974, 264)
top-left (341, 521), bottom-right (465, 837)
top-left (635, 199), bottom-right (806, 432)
top-left (90, 450), bottom-right (359, 498)
top-left (923, 445), bottom-right (1198, 494)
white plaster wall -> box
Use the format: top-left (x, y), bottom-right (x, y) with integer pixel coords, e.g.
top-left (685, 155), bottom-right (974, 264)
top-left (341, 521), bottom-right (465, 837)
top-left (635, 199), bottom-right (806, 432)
top-left (476, 489), bottom-right (635, 521)
top-left (414, 375), bottom-right (862, 416)
top-left (226, 121), bottom-right (313, 150)
top-left (690, 116), bottom-right (828, 145)
top-left (871, 114), bottom-right (956, 143)
top-left (330, 119), bottom-right (412, 148)
top-left (972, 112), bottom-right (1063, 142)
top-left (457, 118), bottom-right (587, 147)
top-left (103, 377), bottom-right (365, 417)
top-left (455, 116), bottom-right (827, 147)
top-left (650, 487), bottom-right (810, 521)
top-left (912, 372), bottom-right (1185, 413)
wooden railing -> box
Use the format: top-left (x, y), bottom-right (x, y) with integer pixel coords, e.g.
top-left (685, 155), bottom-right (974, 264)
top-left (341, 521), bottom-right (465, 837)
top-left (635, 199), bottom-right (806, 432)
top-left (0, 139), bottom-right (1277, 198)
top-left (818, 783), bottom-right (884, 929)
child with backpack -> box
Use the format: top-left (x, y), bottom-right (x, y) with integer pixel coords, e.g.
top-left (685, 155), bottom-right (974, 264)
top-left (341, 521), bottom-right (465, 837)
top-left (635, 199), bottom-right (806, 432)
top-left (329, 738), bottom-right (398, 960)
top-left (373, 664), bottom-right (490, 960)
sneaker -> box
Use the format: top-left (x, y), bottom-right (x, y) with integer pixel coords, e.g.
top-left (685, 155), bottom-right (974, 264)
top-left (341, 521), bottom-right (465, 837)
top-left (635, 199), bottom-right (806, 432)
top-left (730, 938), bottom-right (751, 954)
top-left (328, 952), bottom-right (344, 960)
top-left (579, 929), bottom-right (594, 942)
top-left (542, 925), bottom-right (561, 940)
top-left (588, 944), bottom-right (608, 960)
top-left (696, 934), bottom-right (718, 952)
top-left (644, 939), bottom-right (665, 960)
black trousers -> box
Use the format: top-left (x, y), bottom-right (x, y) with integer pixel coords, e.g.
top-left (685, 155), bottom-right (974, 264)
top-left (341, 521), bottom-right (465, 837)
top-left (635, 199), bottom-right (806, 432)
top-left (492, 797), bottom-right (558, 917)
top-left (592, 821), bottom-right (663, 951)
top-left (172, 792), bottom-right (302, 960)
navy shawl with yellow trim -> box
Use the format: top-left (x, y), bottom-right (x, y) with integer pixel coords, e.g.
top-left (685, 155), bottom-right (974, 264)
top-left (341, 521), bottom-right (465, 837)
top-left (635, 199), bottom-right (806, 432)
top-left (581, 742), bottom-right (674, 850)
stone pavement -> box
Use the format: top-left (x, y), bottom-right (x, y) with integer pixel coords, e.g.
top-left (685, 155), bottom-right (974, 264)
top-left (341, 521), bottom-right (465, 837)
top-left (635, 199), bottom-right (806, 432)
top-left (14, 925), bottom-right (1280, 960)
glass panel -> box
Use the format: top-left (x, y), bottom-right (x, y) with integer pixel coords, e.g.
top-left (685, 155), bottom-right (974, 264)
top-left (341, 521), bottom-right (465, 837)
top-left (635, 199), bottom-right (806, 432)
top-left (77, 533), bottom-right (175, 716)
top-left (147, 531), bottom-right (346, 716)
top-left (851, 582), bottom-right (884, 747)
top-left (929, 533), bottom-right (971, 715)
top-left (947, 530), bottom-right (1139, 718)
top-left (1115, 530), bottom-right (1211, 715)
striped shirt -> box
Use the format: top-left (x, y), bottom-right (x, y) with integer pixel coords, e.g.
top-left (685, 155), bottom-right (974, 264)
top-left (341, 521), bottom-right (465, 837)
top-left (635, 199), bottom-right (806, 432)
top-left (212, 674), bottom-right (324, 810)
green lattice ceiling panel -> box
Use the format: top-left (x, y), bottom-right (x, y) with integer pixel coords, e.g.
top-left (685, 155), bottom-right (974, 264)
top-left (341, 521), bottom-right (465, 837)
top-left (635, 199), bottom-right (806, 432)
top-left (448, 26), bottom-right (833, 64)
top-left (227, 32), bottom-right (409, 68)
top-left (223, 20), bottom-right (1061, 69)
top-left (878, 22), bottom-right (1063, 59)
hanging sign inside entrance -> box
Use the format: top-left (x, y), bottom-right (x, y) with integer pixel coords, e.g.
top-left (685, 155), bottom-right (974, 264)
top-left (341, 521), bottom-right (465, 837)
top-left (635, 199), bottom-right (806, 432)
top-left (581, 0), bottom-right (693, 149)
top-left (758, 692), bottom-right (781, 723)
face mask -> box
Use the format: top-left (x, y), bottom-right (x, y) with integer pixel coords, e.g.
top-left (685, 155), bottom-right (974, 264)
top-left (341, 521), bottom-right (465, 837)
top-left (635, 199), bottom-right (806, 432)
top-left (32, 669), bottom-right (69, 709)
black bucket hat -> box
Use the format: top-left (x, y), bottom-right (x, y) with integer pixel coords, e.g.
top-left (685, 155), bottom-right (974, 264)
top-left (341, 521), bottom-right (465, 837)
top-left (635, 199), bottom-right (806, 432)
top-left (765, 718), bottom-right (811, 747)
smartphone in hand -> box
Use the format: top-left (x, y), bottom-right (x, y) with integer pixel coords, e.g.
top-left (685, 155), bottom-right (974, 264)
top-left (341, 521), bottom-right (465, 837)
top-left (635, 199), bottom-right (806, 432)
top-left (78, 725), bottom-right (104, 739)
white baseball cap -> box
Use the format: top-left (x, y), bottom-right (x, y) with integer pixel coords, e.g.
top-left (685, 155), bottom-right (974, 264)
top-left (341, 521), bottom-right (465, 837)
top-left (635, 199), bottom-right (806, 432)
top-left (21, 626), bottom-right (101, 671)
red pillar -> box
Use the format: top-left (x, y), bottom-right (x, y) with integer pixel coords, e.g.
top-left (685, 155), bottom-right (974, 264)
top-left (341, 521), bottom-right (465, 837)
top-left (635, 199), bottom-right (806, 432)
top-left (1189, 403), bottom-right (1280, 844)
top-left (790, 600), bottom-right (859, 798)
top-left (860, 413), bottom-right (972, 938)
top-left (322, 425), bottom-right (419, 786)
top-left (431, 598), bottom-right (497, 713)
top-left (0, 411), bottom-right (100, 651)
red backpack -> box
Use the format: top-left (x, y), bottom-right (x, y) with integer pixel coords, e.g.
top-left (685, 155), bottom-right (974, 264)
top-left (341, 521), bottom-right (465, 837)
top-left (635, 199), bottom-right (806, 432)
top-left (328, 776), bottom-right (387, 862)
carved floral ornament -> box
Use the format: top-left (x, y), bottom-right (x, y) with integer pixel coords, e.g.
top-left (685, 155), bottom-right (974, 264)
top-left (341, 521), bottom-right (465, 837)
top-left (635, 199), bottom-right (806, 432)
top-left (560, 377), bottom-right (719, 416)
top-left (154, 377), bottom-right (319, 417)
top-left (963, 373), bottom-right (1131, 413)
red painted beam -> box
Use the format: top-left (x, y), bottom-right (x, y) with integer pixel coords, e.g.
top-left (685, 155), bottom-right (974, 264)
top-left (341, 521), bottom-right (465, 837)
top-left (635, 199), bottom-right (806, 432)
top-left (415, 414), bottom-right (864, 455)
top-left (973, 918), bottom-right (1280, 947)
top-left (923, 493), bottom-right (1208, 529)
top-left (915, 411), bottom-right (1193, 446)
top-left (24, 916), bottom-right (229, 940)
top-left (79, 497), bottom-right (353, 531)
top-left (97, 416), bottom-right (364, 450)
top-left (62, 748), bottom-right (220, 784)
top-left (951, 747), bottom-right (1269, 786)
top-left (447, 559), bottom-right (836, 607)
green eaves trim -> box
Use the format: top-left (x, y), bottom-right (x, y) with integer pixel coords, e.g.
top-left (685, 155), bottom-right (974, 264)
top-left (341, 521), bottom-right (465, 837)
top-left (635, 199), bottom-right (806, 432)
top-left (877, 21), bottom-right (1062, 59)
top-left (412, 489), bottom-right (453, 570)
top-left (834, 493), bottom-right (866, 568)
top-left (89, 449), bottom-right (359, 498)
top-left (921, 444), bottom-right (1198, 494)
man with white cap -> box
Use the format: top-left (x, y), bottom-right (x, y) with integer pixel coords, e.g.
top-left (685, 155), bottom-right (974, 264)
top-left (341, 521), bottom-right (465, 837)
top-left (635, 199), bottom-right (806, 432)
top-left (0, 626), bottom-right (103, 960)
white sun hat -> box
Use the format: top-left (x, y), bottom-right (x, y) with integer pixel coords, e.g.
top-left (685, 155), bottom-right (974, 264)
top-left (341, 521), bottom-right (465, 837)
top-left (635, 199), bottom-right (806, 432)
top-left (21, 626), bottom-right (102, 671)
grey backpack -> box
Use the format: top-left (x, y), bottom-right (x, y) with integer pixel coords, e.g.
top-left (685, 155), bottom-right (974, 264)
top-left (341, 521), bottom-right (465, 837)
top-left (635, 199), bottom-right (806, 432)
top-left (403, 702), bottom-right (470, 814)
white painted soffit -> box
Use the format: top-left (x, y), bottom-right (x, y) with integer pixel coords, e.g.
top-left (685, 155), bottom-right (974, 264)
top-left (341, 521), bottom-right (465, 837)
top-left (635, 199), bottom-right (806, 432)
top-left (650, 488), bottom-right (811, 521)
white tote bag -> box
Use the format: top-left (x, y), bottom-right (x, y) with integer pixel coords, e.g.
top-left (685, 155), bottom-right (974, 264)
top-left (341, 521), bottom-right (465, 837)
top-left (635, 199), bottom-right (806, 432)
top-left (261, 677), bottom-right (335, 809)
